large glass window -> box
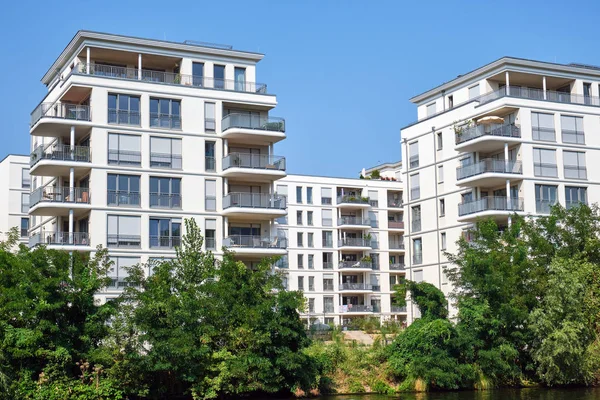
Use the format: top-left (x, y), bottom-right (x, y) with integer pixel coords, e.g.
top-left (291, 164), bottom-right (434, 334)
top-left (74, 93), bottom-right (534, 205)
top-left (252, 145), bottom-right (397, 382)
top-left (563, 151), bottom-right (587, 180)
top-left (149, 218), bottom-right (181, 248)
top-left (108, 93), bottom-right (140, 125)
top-left (150, 137), bottom-right (182, 169)
top-left (561, 115), bottom-right (585, 144)
top-left (322, 231), bottom-right (333, 248)
top-left (234, 67), bottom-right (246, 91)
top-left (214, 65), bottom-right (225, 89)
top-left (321, 187), bottom-right (332, 204)
top-left (533, 148), bottom-right (557, 177)
top-left (205, 141), bottom-right (216, 171)
top-left (532, 112), bottom-right (555, 141)
top-left (107, 257), bottom-right (140, 289)
top-left (296, 186), bottom-right (302, 203)
top-left (410, 173), bottom-right (420, 200)
top-left (192, 62), bottom-right (204, 86)
top-left (565, 186), bottom-right (587, 209)
top-left (468, 84), bottom-right (480, 99)
top-left (409, 141), bottom-right (419, 168)
top-left (322, 209), bottom-right (332, 226)
top-left (21, 193), bottom-right (29, 213)
top-left (107, 215), bottom-right (141, 248)
top-left (205, 180), bottom-right (216, 211)
top-left (150, 98), bottom-right (181, 129)
top-left (150, 177), bottom-right (181, 209)
top-left (20, 217), bottom-right (29, 237)
top-left (426, 102), bottom-right (436, 117)
top-left (205, 219), bottom-right (216, 249)
top-left (307, 187), bottom-right (313, 204)
top-left (204, 102), bottom-right (215, 132)
top-left (22, 168), bottom-right (30, 188)
top-left (108, 133), bottom-right (141, 166)
top-left (535, 184), bottom-right (558, 214)
top-left (411, 205), bottom-right (421, 232)
top-left (412, 238), bottom-right (423, 265)
top-left (107, 174), bottom-right (140, 207)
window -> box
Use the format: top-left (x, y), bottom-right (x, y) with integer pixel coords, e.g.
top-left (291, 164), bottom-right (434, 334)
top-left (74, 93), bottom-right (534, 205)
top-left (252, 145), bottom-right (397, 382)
top-left (308, 276), bottom-right (315, 291)
top-left (441, 267), bottom-right (449, 285)
top-left (107, 215), bottom-right (141, 248)
top-left (322, 231), bottom-right (333, 248)
top-left (307, 187), bottom-right (313, 204)
top-left (192, 62), bottom-right (204, 86)
top-left (448, 95), bottom-right (454, 109)
top-left (150, 98), bottom-right (181, 129)
top-left (324, 296), bottom-right (334, 312)
top-left (234, 67), bottom-right (246, 91)
top-left (205, 219), bottom-right (216, 249)
top-left (322, 209), bottom-right (332, 226)
top-left (426, 102), bottom-right (436, 117)
top-left (20, 217), bottom-right (29, 237)
top-left (413, 269), bottom-right (423, 283)
top-left (584, 83), bottom-right (592, 103)
top-left (412, 238), bottom-right (423, 265)
top-left (532, 112), bottom-right (555, 141)
top-left (150, 137), bottom-right (182, 169)
top-left (22, 168), bottom-right (30, 188)
top-left (468, 84), bottom-right (480, 99)
top-left (214, 65), bottom-right (225, 89)
top-left (323, 253), bottom-right (334, 269)
top-left (308, 233), bottom-right (314, 248)
top-left (109, 133), bottom-right (141, 166)
top-left (297, 254), bottom-right (304, 269)
top-left (436, 132), bottom-right (443, 150)
top-left (205, 141), bottom-right (216, 171)
top-left (108, 93), bottom-right (140, 125)
top-left (205, 180), bottom-right (216, 211)
top-left (204, 102), bottom-right (215, 131)
top-left (438, 165), bottom-right (444, 183)
top-left (368, 190), bottom-right (379, 207)
top-left (150, 177), bottom-right (181, 208)
top-left (321, 187), bottom-right (332, 205)
top-left (563, 151), bottom-right (587, 179)
top-left (297, 232), bottom-right (303, 247)
top-left (441, 232), bottom-right (447, 250)
top-left (296, 186), bottom-right (302, 203)
top-left (409, 141), bottom-right (419, 168)
top-left (533, 148), bottom-right (557, 177)
top-left (439, 198), bottom-right (445, 217)
top-left (149, 218), bottom-right (181, 248)
top-left (561, 115), bottom-right (585, 144)
top-left (21, 193), bottom-right (29, 213)
top-left (107, 257), bottom-right (140, 289)
top-left (412, 205), bottom-right (421, 232)
top-left (307, 211), bottom-right (314, 226)
top-left (410, 173), bottom-right (420, 200)
top-left (308, 254), bottom-right (314, 269)
top-left (296, 211), bottom-right (303, 225)
top-left (565, 186), bottom-right (587, 209)
top-left (107, 174), bottom-right (140, 206)
top-left (535, 184), bottom-right (558, 214)
top-left (308, 298), bottom-right (315, 312)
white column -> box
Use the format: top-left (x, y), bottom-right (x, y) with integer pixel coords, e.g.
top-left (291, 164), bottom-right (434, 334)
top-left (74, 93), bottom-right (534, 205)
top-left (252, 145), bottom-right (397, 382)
top-left (269, 143), bottom-right (274, 158)
top-left (223, 178), bottom-right (228, 194)
top-left (504, 143), bottom-right (509, 173)
top-left (138, 54), bottom-right (142, 80)
top-left (224, 217), bottom-right (229, 238)
top-left (506, 179), bottom-right (512, 227)
top-left (505, 71), bottom-right (510, 95)
top-left (68, 209), bottom-right (74, 244)
top-left (223, 139), bottom-right (229, 156)
top-left (86, 47), bottom-right (90, 75)
top-left (70, 126), bottom-right (75, 160)
top-left (543, 76), bottom-right (547, 100)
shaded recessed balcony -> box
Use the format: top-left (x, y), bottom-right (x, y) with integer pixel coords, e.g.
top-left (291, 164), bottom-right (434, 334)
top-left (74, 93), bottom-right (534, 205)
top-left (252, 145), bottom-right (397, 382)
top-left (222, 192), bottom-right (287, 220)
top-left (30, 144), bottom-right (91, 176)
top-left (29, 186), bottom-right (91, 217)
top-left (29, 230), bottom-right (91, 250)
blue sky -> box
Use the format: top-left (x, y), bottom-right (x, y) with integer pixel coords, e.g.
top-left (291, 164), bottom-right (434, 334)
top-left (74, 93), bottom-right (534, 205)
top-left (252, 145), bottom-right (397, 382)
top-left (2, 0), bottom-right (600, 177)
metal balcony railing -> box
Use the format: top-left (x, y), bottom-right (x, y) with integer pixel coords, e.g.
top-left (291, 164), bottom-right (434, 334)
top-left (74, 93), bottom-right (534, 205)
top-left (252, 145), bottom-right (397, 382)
top-left (223, 193), bottom-right (286, 210)
top-left (31, 144), bottom-right (91, 166)
top-left (478, 86), bottom-right (600, 107)
top-left (30, 186), bottom-right (90, 208)
top-left (388, 221), bottom-right (404, 229)
top-left (222, 153), bottom-right (286, 171)
top-left (389, 263), bottom-right (406, 270)
top-left (455, 123), bottom-right (521, 145)
top-left (108, 149), bottom-right (141, 166)
top-left (30, 231), bottom-right (90, 247)
top-left (340, 283), bottom-right (379, 291)
top-left (107, 191), bottom-right (141, 207)
top-left (458, 196), bottom-right (525, 216)
top-left (31, 103), bottom-right (91, 126)
top-left (107, 235), bottom-right (141, 248)
top-left (340, 305), bottom-right (374, 313)
top-left (150, 193), bottom-right (182, 209)
top-left (338, 237), bottom-right (373, 248)
top-left (457, 159), bottom-right (523, 180)
top-left (221, 113), bottom-right (285, 132)
top-left (337, 195), bottom-right (370, 205)
top-left (389, 240), bottom-right (405, 250)
top-left (150, 153), bottom-right (182, 169)
top-left (149, 235), bottom-right (181, 249)
top-left (108, 109), bottom-right (141, 126)
top-left (150, 113), bottom-right (181, 130)
top-left (338, 261), bottom-right (373, 270)
top-left (223, 235), bottom-right (287, 249)
top-left (323, 282), bottom-right (334, 291)
top-left (391, 306), bottom-right (407, 313)
top-left (387, 198), bottom-right (403, 208)
top-left (75, 63), bottom-right (268, 94)
top-left (338, 216), bottom-right (370, 226)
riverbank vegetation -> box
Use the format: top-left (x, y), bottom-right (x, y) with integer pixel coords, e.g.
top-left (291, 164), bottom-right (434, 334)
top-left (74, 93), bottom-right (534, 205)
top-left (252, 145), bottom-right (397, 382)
top-left (1, 205), bottom-right (600, 399)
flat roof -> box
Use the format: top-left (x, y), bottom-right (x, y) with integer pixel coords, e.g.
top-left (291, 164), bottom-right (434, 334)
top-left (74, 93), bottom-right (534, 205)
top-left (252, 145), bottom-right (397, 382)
top-left (0, 154), bottom-right (29, 164)
top-left (410, 56), bottom-right (600, 104)
top-left (42, 30), bottom-right (265, 85)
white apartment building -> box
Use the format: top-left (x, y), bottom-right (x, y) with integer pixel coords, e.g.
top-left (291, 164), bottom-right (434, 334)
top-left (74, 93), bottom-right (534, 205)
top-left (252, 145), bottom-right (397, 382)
top-left (28, 31), bottom-right (286, 298)
top-left (401, 57), bottom-right (600, 321)
top-left (276, 174), bottom-right (406, 326)
top-left (0, 155), bottom-right (30, 243)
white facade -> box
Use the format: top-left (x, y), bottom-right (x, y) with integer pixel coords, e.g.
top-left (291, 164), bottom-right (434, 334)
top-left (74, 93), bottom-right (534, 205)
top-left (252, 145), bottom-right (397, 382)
top-left (277, 174), bottom-right (406, 326)
top-left (28, 31), bottom-right (286, 299)
top-left (0, 155), bottom-right (30, 243)
top-left (401, 57), bottom-right (600, 322)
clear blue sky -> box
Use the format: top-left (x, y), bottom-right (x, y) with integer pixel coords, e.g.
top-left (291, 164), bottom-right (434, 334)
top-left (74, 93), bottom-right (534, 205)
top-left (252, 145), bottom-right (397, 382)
top-left (2, 0), bottom-right (600, 177)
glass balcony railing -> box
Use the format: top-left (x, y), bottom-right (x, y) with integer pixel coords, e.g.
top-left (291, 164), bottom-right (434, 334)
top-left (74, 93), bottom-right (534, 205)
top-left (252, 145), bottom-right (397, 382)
top-left (457, 159), bottom-right (523, 180)
top-left (221, 113), bottom-right (285, 132)
top-left (223, 192), bottom-right (286, 210)
top-left (222, 153), bottom-right (285, 171)
top-left (339, 283), bottom-right (380, 291)
top-left (150, 193), bottom-right (182, 209)
top-left (389, 263), bottom-right (406, 270)
top-left (458, 196), bottom-right (524, 217)
top-left (338, 261), bottom-right (373, 270)
top-left (337, 195), bottom-right (370, 205)
top-left (455, 124), bottom-right (521, 145)
top-left (107, 235), bottom-right (142, 248)
top-left (338, 216), bottom-right (370, 226)
top-left (108, 149), bottom-right (141, 166)
top-left (338, 237), bottom-right (373, 248)
top-left (149, 235), bottom-right (181, 249)
top-left (223, 235), bottom-right (287, 249)
top-left (31, 103), bottom-right (91, 126)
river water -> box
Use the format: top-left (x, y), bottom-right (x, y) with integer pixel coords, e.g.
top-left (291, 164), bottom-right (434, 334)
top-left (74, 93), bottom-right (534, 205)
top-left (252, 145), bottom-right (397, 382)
top-left (315, 388), bottom-right (600, 400)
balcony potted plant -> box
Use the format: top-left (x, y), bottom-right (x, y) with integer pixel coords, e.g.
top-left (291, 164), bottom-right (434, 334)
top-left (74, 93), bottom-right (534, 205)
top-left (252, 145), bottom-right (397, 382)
top-left (361, 255), bottom-right (372, 263)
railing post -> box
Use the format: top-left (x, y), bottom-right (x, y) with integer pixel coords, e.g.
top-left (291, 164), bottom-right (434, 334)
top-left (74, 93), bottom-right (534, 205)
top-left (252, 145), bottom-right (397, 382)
top-left (86, 47), bottom-right (90, 75)
top-left (543, 76), bottom-right (547, 100)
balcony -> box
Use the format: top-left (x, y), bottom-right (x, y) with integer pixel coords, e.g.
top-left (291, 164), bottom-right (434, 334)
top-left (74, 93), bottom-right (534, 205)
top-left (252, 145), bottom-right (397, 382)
top-left (150, 193), bottom-right (182, 209)
top-left (222, 193), bottom-right (287, 219)
top-left (222, 153), bottom-right (286, 181)
top-left (458, 196), bottom-right (525, 221)
top-left (107, 235), bottom-right (142, 248)
top-left (223, 235), bottom-right (287, 256)
top-left (29, 230), bottom-right (91, 250)
top-left (73, 63), bottom-right (268, 94)
top-left (149, 235), bottom-right (181, 249)
top-left (389, 263), bottom-right (406, 271)
top-left (338, 237), bottom-right (373, 249)
top-left (337, 195), bottom-right (370, 208)
top-left (338, 216), bottom-right (371, 228)
top-left (107, 191), bottom-right (141, 207)
top-left (391, 306), bottom-right (407, 313)
top-left (30, 144), bottom-right (91, 176)
top-left (30, 103), bottom-right (93, 138)
top-left (455, 124), bottom-right (521, 153)
top-left (339, 305), bottom-right (375, 313)
top-left (388, 221), bottom-right (404, 230)
top-left (389, 240), bottom-right (405, 251)
top-left (29, 186), bottom-right (91, 216)
top-left (457, 159), bottom-right (523, 186)
top-left (387, 197), bottom-right (403, 208)
top-left (338, 261), bottom-right (373, 271)
top-left (221, 114), bottom-right (286, 144)
top-left (479, 86), bottom-right (600, 108)
top-left (339, 283), bottom-right (380, 292)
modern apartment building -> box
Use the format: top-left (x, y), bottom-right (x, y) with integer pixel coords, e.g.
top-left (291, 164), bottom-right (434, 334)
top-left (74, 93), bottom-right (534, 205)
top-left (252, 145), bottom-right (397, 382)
top-left (28, 31), bottom-right (286, 298)
top-left (0, 155), bottom-right (30, 243)
top-left (401, 57), bottom-right (600, 321)
top-left (276, 174), bottom-right (406, 326)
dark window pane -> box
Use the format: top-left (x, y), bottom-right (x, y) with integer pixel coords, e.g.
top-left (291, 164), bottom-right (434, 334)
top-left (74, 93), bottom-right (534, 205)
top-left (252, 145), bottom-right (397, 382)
top-left (150, 99), bottom-right (158, 113)
top-left (107, 174), bottom-right (117, 190)
top-left (108, 94), bottom-right (117, 109)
